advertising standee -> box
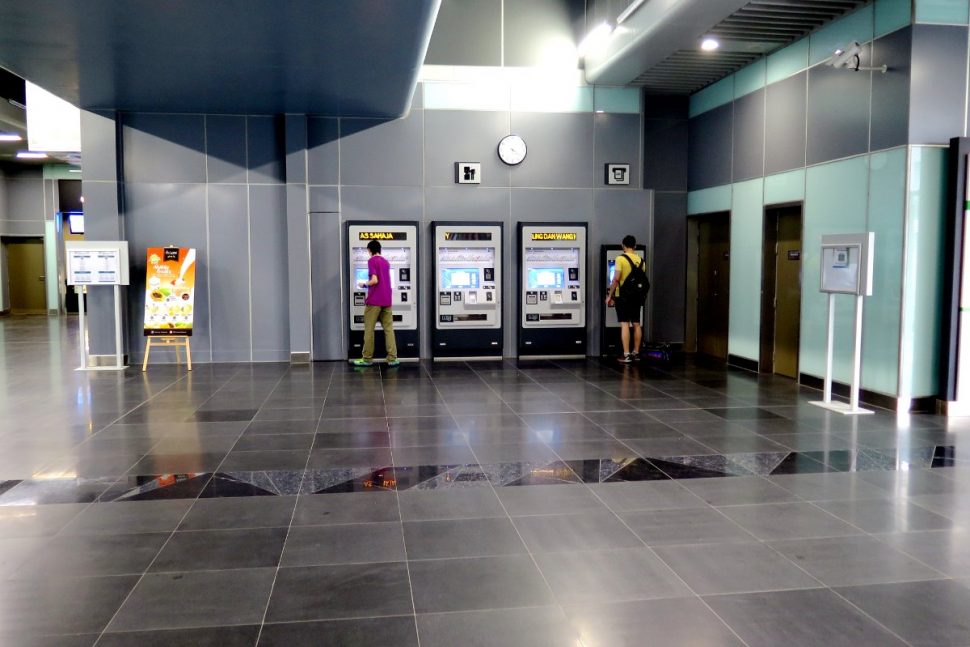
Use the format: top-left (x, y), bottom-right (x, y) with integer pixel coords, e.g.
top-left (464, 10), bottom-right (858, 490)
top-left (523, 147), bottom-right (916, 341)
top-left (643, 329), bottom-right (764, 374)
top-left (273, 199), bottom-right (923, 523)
top-left (141, 247), bottom-right (197, 372)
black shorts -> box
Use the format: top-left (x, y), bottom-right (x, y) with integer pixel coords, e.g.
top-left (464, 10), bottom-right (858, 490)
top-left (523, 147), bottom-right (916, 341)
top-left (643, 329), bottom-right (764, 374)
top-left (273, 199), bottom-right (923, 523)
top-left (614, 297), bottom-right (642, 324)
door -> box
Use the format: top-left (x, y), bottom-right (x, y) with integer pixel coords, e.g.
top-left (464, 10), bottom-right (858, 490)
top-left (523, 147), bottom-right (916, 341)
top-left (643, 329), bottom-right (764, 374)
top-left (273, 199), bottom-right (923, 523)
top-left (5, 238), bottom-right (47, 314)
top-left (773, 211), bottom-right (802, 378)
top-left (696, 216), bottom-right (730, 359)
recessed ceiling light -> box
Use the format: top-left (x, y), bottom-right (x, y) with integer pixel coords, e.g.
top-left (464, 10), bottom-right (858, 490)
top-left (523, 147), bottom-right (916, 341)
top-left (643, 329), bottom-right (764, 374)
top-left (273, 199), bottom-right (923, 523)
top-left (69, 169), bottom-right (82, 173)
top-left (0, 133), bottom-right (23, 142)
top-left (701, 38), bottom-right (720, 51)
top-left (16, 151), bottom-right (48, 159)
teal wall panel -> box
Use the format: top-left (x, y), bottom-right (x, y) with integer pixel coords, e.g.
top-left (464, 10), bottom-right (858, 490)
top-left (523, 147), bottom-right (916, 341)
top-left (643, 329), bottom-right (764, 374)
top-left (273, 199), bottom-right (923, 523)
top-left (801, 156), bottom-right (870, 384)
top-left (764, 169), bottom-right (806, 205)
top-left (863, 148), bottom-right (906, 395)
top-left (876, 0), bottom-right (914, 36)
top-left (734, 59), bottom-right (766, 99)
top-left (44, 220), bottom-right (58, 311)
top-left (810, 4), bottom-right (875, 66)
top-left (902, 146), bottom-right (947, 397)
top-left (689, 76), bottom-right (735, 118)
top-left (594, 87), bottom-right (641, 114)
top-left (687, 185), bottom-right (732, 214)
top-left (915, 0), bottom-right (970, 24)
top-left (767, 39), bottom-right (810, 85)
top-left (728, 178), bottom-right (764, 361)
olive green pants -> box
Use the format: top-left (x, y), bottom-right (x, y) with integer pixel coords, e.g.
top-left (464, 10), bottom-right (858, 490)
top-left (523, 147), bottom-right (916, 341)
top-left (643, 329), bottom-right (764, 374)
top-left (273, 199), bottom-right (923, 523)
top-left (362, 305), bottom-right (397, 361)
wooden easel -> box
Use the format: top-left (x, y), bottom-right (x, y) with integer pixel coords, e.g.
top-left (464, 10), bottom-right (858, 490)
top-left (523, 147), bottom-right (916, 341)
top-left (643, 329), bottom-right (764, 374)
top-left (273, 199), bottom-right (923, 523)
top-left (142, 337), bottom-right (192, 372)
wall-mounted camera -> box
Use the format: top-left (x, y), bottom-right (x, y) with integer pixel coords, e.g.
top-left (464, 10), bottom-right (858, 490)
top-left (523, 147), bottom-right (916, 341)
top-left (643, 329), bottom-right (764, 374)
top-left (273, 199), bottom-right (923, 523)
top-left (827, 41), bottom-right (887, 74)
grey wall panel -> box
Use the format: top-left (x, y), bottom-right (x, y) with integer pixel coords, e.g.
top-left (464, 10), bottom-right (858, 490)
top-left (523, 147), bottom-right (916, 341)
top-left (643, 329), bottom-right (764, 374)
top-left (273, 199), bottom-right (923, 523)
top-left (340, 186), bottom-right (423, 221)
top-left (286, 184), bottom-right (311, 355)
top-left (309, 186), bottom-right (340, 214)
top-left (247, 116), bottom-right (284, 184)
top-left (871, 27), bottom-right (912, 152)
top-left (510, 112), bottom-right (594, 188)
top-left (806, 53), bottom-right (871, 165)
top-left (911, 24), bottom-right (968, 145)
top-left (765, 72), bottom-right (807, 175)
top-left (0, 220), bottom-right (43, 236)
top-left (425, 0), bottom-right (502, 66)
top-left (309, 211), bottom-right (344, 361)
top-left (504, 0), bottom-right (584, 68)
top-left (643, 118), bottom-right (688, 191)
top-left (594, 113), bottom-right (642, 189)
top-left (125, 183), bottom-right (209, 361)
top-left (81, 110), bottom-right (119, 183)
top-left (651, 192), bottom-right (687, 343)
top-left (424, 110), bottom-right (511, 187)
top-left (123, 114), bottom-right (206, 183)
top-left (205, 115), bottom-right (247, 184)
top-left (732, 89), bottom-right (765, 182)
top-left (4, 178), bottom-right (46, 220)
top-left (340, 112), bottom-right (423, 186)
top-left (425, 186), bottom-right (511, 221)
top-left (250, 185), bottom-right (289, 361)
top-left (409, 82), bottom-right (424, 111)
top-left (207, 184), bottom-right (251, 362)
top-left (285, 115), bottom-right (308, 185)
top-left (644, 95), bottom-right (689, 119)
top-left (307, 118), bottom-right (339, 186)
top-left (688, 103), bottom-right (733, 190)
top-left (81, 179), bottom-right (124, 354)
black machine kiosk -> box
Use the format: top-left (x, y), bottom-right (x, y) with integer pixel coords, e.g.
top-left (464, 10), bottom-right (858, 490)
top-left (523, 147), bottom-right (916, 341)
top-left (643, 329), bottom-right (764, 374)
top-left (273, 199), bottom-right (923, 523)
top-left (346, 221), bottom-right (420, 360)
top-left (517, 222), bottom-right (588, 358)
top-left (601, 243), bottom-right (647, 357)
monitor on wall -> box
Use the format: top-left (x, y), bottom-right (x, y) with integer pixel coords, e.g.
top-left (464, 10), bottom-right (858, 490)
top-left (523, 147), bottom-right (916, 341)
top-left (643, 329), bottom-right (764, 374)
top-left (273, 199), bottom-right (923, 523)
top-left (67, 212), bottom-right (84, 235)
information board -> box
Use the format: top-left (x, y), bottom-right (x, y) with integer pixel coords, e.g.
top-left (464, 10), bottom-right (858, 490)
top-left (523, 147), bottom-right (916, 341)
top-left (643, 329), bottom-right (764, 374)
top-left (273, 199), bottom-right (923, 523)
top-left (143, 247), bottom-right (196, 336)
top-left (65, 241), bottom-right (129, 286)
top-left (819, 233), bottom-right (874, 296)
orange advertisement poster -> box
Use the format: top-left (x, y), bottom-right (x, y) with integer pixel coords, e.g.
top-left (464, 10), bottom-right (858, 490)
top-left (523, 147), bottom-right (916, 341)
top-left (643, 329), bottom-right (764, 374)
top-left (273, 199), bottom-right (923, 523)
top-left (143, 247), bottom-right (196, 336)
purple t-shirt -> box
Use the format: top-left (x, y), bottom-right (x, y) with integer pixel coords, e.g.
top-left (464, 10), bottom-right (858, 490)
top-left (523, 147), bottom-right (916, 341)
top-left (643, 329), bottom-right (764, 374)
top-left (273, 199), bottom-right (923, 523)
top-left (365, 254), bottom-right (393, 307)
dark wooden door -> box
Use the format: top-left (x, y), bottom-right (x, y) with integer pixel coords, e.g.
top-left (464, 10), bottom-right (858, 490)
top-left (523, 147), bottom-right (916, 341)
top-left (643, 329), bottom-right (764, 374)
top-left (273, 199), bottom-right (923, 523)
top-left (697, 217), bottom-right (730, 359)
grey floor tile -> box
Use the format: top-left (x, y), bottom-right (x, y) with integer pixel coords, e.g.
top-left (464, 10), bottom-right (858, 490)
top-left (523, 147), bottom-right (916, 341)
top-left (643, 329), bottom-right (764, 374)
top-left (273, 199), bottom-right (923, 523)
top-left (107, 568), bottom-right (275, 632)
top-left (0, 574), bottom-right (139, 635)
top-left (311, 431), bottom-right (390, 449)
top-left (834, 579), bottom-right (970, 646)
top-left (409, 554), bottom-right (554, 613)
top-left (96, 625), bottom-right (259, 646)
top-left (535, 547), bottom-right (691, 604)
top-left (624, 437), bottom-right (718, 457)
top-left (654, 542), bottom-right (820, 595)
top-left (12, 532), bottom-right (168, 578)
top-left (704, 588), bottom-right (907, 647)
top-left (587, 481), bottom-right (708, 511)
top-left (768, 535), bottom-right (943, 587)
top-left (265, 563), bottom-right (413, 622)
top-left (233, 433), bottom-right (315, 451)
top-left (259, 617), bottom-right (417, 647)
top-left (218, 450), bottom-right (309, 471)
top-left (281, 522), bottom-right (406, 566)
top-left (150, 527), bottom-right (287, 571)
top-left (562, 597), bottom-right (744, 647)
top-left (417, 607), bottom-right (577, 647)
top-left (815, 498), bottom-right (954, 533)
top-left (718, 502), bottom-right (864, 541)
top-left (682, 476), bottom-right (801, 506)
top-left (307, 447), bottom-right (393, 469)
top-left (398, 488), bottom-right (505, 521)
top-left (768, 472), bottom-right (891, 501)
top-left (179, 495), bottom-right (297, 530)
top-left (0, 537), bottom-right (44, 579)
top-left (856, 468), bottom-right (962, 495)
top-left (292, 491), bottom-right (400, 525)
top-left (496, 484), bottom-right (605, 516)
top-left (0, 504), bottom-right (87, 539)
top-left (58, 500), bottom-right (192, 535)
top-left (392, 445), bottom-right (476, 466)
top-left (403, 517), bottom-right (526, 559)
top-left (876, 530), bottom-right (970, 577)
top-left (620, 508), bottom-right (755, 545)
top-left (513, 511), bottom-right (642, 553)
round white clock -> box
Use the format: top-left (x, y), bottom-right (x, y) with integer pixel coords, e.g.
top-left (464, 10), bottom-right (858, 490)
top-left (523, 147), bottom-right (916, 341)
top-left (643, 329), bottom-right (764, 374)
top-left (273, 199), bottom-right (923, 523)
top-left (497, 135), bottom-right (527, 165)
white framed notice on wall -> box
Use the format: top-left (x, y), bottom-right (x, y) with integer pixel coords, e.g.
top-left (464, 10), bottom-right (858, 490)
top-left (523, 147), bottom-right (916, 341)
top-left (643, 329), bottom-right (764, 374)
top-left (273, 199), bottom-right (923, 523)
top-left (65, 241), bottom-right (130, 286)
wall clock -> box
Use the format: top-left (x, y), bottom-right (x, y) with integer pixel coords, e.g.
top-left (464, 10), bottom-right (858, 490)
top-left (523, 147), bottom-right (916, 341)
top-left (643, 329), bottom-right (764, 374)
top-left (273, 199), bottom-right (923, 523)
top-left (497, 135), bottom-right (527, 165)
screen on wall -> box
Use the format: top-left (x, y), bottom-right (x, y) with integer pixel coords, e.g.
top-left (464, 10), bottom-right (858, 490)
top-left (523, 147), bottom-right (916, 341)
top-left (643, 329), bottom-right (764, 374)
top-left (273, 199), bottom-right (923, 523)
top-left (354, 268), bottom-right (369, 285)
top-left (68, 213), bottom-right (84, 235)
top-left (527, 268), bottom-right (565, 290)
top-left (441, 268), bottom-right (480, 289)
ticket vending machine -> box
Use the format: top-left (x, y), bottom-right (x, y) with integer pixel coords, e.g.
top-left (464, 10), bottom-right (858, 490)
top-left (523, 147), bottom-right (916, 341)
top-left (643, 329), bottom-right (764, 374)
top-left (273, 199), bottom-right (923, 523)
top-left (431, 222), bottom-right (503, 360)
top-left (517, 223), bottom-right (587, 357)
top-left (601, 243), bottom-right (647, 357)
top-left (346, 222), bottom-right (419, 360)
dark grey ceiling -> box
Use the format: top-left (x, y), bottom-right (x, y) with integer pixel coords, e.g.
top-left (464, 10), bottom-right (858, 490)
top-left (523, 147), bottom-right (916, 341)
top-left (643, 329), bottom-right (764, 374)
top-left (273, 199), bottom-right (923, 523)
top-left (0, 0), bottom-right (441, 117)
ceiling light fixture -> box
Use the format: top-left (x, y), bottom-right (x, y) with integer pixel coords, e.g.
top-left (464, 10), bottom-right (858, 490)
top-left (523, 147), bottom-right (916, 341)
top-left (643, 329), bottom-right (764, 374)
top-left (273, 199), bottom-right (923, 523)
top-left (701, 38), bottom-right (720, 51)
top-left (0, 133), bottom-right (23, 142)
top-left (69, 169), bottom-right (82, 173)
top-left (16, 151), bottom-right (48, 159)
top-left (578, 21), bottom-right (614, 58)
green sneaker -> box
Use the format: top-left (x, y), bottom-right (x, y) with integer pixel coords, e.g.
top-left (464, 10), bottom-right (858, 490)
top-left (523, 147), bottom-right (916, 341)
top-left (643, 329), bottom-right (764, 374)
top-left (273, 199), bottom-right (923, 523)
top-left (386, 359), bottom-right (401, 367)
top-left (351, 358), bottom-right (373, 367)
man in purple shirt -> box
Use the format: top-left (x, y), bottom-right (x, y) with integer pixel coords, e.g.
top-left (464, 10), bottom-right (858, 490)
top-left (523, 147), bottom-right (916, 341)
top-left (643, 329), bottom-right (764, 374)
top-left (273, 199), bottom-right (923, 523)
top-left (352, 239), bottom-right (399, 367)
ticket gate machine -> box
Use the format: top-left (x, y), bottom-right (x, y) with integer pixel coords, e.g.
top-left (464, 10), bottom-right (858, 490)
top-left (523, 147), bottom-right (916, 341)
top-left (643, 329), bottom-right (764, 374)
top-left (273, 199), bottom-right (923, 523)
top-left (517, 223), bottom-right (587, 357)
top-left (431, 222), bottom-right (503, 360)
top-left (346, 222), bottom-right (419, 360)
top-left (601, 244), bottom-right (647, 357)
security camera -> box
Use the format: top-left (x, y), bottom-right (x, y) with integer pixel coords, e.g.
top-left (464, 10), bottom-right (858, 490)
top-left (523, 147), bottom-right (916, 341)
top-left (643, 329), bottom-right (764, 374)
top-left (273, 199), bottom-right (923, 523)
top-left (829, 42), bottom-right (863, 70)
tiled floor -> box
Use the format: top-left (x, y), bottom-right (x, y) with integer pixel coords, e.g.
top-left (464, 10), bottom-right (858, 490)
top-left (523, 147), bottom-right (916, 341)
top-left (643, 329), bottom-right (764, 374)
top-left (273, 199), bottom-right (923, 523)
top-left (3, 314), bottom-right (970, 646)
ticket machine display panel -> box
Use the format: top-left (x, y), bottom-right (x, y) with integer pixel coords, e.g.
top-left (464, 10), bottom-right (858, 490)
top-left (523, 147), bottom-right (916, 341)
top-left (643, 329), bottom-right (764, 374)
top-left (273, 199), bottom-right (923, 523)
top-left (601, 244), bottom-right (646, 356)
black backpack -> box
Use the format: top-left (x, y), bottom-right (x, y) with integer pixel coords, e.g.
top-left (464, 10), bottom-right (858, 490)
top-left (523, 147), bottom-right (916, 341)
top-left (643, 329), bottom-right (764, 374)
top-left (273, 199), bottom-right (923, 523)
top-left (620, 254), bottom-right (650, 304)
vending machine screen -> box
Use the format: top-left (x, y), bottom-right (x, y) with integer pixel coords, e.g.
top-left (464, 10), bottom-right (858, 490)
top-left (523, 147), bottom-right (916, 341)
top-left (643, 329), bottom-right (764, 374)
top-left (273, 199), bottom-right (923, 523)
top-left (527, 268), bottom-right (565, 290)
top-left (440, 268), bottom-right (481, 289)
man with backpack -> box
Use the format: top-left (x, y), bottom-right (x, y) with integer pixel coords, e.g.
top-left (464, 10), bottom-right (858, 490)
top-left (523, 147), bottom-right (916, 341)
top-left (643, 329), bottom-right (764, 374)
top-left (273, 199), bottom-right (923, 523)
top-left (605, 235), bottom-right (649, 364)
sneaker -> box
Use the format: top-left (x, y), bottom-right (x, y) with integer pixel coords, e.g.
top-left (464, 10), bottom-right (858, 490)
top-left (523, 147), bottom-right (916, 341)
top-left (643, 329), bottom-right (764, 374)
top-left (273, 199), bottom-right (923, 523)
top-left (386, 359), bottom-right (400, 367)
top-left (618, 354), bottom-right (633, 364)
top-left (351, 358), bottom-right (374, 367)
top-left (632, 352), bottom-right (641, 362)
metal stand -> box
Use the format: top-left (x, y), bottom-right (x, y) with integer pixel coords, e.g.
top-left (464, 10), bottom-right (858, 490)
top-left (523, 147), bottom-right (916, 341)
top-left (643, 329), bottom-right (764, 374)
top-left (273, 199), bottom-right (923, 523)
top-left (810, 292), bottom-right (873, 415)
top-left (75, 284), bottom-right (127, 372)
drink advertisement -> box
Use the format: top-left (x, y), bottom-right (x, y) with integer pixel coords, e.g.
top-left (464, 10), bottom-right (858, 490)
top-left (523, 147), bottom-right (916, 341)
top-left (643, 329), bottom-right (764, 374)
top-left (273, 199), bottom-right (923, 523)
top-left (143, 247), bottom-right (196, 336)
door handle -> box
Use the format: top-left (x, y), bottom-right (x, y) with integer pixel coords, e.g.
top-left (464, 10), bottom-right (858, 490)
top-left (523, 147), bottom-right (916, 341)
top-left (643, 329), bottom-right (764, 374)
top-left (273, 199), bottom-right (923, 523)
top-left (38, 276), bottom-right (46, 281)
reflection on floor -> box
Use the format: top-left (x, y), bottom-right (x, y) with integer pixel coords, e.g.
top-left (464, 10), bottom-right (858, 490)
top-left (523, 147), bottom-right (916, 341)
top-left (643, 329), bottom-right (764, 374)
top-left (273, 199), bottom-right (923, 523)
top-left (2, 315), bottom-right (970, 646)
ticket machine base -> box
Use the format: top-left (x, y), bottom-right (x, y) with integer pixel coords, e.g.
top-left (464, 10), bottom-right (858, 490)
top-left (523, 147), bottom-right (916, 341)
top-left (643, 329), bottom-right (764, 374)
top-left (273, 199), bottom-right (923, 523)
top-left (518, 328), bottom-right (586, 358)
top-left (433, 328), bottom-right (503, 360)
top-left (348, 329), bottom-right (420, 360)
